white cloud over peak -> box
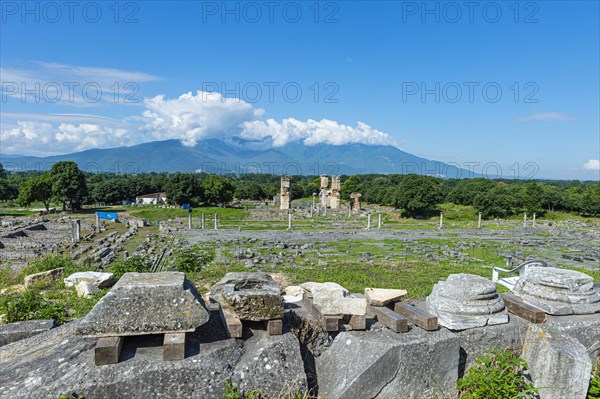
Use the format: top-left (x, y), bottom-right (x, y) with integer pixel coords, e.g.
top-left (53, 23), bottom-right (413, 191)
top-left (584, 159), bottom-right (600, 171)
top-left (140, 91), bottom-right (265, 146)
top-left (241, 118), bottom-right (397, 147)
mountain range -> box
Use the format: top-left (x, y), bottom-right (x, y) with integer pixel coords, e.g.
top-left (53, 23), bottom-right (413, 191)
top-left (0, 139), bottom-right (477, 177)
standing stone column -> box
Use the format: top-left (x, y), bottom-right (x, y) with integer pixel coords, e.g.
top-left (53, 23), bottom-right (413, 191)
top-left (439, 212), bottom-right (443, 230)
top-left (95, 213), bottom-right (100, 232)
top-left (532, 212), bottom-right (536, 227)
top-left (214, 214), bottom-right (218, 230)
top-left (188, 212), bottom-right (192, 230)
top-left (523, 212), bottom-right (527, 227)
top-left (478, 212), bottom-right (482, 229)
top-left (288, 212), bottom-right (293, 231)
top-left (366, 213), bottom-right (371, 230)
top-left (71, 220), bottom-right (81, 243)
top-left (201, 214), bottom-right (205, 229)
top-left (377, 213), bottom-right (382, 229)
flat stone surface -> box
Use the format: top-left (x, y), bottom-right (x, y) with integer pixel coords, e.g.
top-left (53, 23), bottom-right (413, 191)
top-left (316, 328), bottom-right (459, 399)
top-left (426, 274), bottom-right (508, 331)
top-left (522, 326), bottom-right (592, 399)
top-left (513, 267), bottom-right (600, 315)
top-left (210, 272), bottom-right (284, 321)
top-left (320, 297), bottom-right (367, 316)
top-left (232, 325), bottom-right (307, 396)
top-left (65, 272), bottom-right (116, 289)
top-left (365, 288), bottom-right (407, 306)
top-left (76, 272), bottom-right (209, 337)
top-left (0, 319), bottom-right (55, 347)
top-left (24, 268), bottom-right (64, 288)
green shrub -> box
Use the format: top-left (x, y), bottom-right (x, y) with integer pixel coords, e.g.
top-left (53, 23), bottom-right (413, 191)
top-left (457, 349), bottom-right (538, 399)
top-left (589, 361), bottom-right (600, 399)
top-left (0, 289), bottom-right (67, 324)
top-left (110, 256), bottom-right (151, 279)
top-left (171, 244), bottom-right (215, 274)
top-left (57, 393), bottom-right (85, 399)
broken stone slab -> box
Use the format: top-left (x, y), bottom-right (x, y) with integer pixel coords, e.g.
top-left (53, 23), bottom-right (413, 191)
top-left (232, 325), bottom-right (307, 397)
top-left (76, 281), bottom-right (99, 298)
top-left (283, 285), bottom-right (305, 303)
top-left (512, 267), bottom-right (600, 315)
top-left (210, 272), bottom-right (284, 321)
top-left (0, 319), bottom-right (55, 347)
top-left (426, 274), bottom-right (508, 331)
top-left (24, 268), bottom-right (64, 289)
top-left (75, 272), bottom-right (209, 337)
top-left (365, 287), bottom-right (407, 306)
top-left (522, 326), bottom-right (592, 399)
top-left (64, 271), bottom-right (116, 289)
top-left (317, 328), bottom-right (459, 399)
top-left (320, 296), bottom-right (367, 316)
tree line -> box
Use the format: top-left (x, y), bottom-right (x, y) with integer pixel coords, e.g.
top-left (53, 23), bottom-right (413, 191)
top-left (0, 162), bottom-right (598, 217)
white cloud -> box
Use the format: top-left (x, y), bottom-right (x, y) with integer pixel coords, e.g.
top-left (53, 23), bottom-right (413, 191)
top-left (0, 120), bottom-right (137, 156)
top-left (584, 159), bottom-right (600, 171)
top-left (140, 91), bottom-right (264, 146)
top-left (1, 62), bottom-right (160, 105)
top-left (516, 112), bottom-right (576, 122)
top-left (241, 118), bottom-right (397, 147)
top-left (1, 90), bottom-right (398, 155)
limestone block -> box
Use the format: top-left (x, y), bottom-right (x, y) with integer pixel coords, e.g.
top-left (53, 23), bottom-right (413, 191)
top-left (64, 272), bottom-right (116, 289)
top-left (24, 268), bottom-right (64, 288)
top-left (365, 288), bottom-right (407, 306)
top-left (210, 272), bottom-right (284, 321)
top-left (522, 325), bottom-right (592, 399)
top-left (513, 267), bottom-right (600, 315)
top-left (75, 272), bottom-right (209, 337)
top-left (76, 281), bottom-right (99, 298)
top-left (426, 274), bottom-right (508, 330)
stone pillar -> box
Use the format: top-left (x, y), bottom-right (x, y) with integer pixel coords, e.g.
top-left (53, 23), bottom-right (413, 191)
top-left (378, 213), bottom-right (382, 229)
top-left (523, 212), bottom-right (527, 227)
top-left (329, 175), bottom-right (341, 209)
top-left (367, 213), bottom-right (371, 230)
top-left (188, 212), bottom-right (192, 230)
top-left (214, 214), bottom-right (218, 230)
top-left (71, 220), bottom-right (81, 242)
top-left (532, 212), bottom-right (536, 227)
top-left (478, 212), bottom-right (482, 229)
top-left (288, 213), bottom-right (292, 231)
top-left (350, 193), bottom-right (362, 211)
top-left (320, 175), bottom-right (329, 208)
top-left (348, 205), bottom-right (352, 217)
top-left (95, 213), bottom-right (100, 232)
top-left (201, 214), bottom-right (205, 229)
top-left (279, 176), bottom-right (291, 210)
top-left (439, 212), bottom-right (443, 230)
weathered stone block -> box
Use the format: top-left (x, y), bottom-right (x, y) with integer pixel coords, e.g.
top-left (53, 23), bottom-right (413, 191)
top-left (320, 297), bottom-right (367, 316)
top-left (64, 271), bottom-right (116, 289)
top-left (317, 329), bottom-right (459, 399)
top-left (365, 287), bottom-right (407, 306)
top-left (0, 319), bottom-right (55, 347)
top-left (522, 325), bottom-right (592, 399)
top-left (426, 274), bottom-right (508, 330)
top-left (24, 268), bottom-right (64, 288)
top-left (76, 281), bottom-right (99, 298)
top-left (210, 272), bottom-right (284, 321)
top-left (76, 272), bottom-right (209, 337)
top-left (513, 267), bottom-right (600, 315)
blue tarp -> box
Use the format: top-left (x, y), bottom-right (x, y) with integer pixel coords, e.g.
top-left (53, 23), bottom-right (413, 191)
top-left (182, 204), bottom-right (190, 210)
top-left (97, 212), bottom-right (118, 220)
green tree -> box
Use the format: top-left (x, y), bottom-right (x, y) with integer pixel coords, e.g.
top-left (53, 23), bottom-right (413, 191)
top-left (17, 173), bottom-right (53, 210)
top-left (234, 181), bottom-right (265, 200)
top-left (0, 163), bottom-right (10, 201)
top-left (165, 173), bottom-right (202, 206)
top-left (579, 183), bottom-right (600, 216)
top-left (91, 179), bottom-right (125, 204)
top-left (202, 175), bottom-right (234, 205)
top-left (50, 162), bottom-right (87, 211)
top-left (473, 183), bottom-right (516, 218)
top-left (541, 185), bottom-right (564, 211)
top-left (392, 174), bottom-right (444, 215)
top-left (518, 182), bottom-right (544, 214)
top-left (341, 175), bottom-right (361, 199)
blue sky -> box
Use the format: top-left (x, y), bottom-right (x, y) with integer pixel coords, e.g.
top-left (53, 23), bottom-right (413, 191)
top-left (1, 0), bottom-right (599, 180)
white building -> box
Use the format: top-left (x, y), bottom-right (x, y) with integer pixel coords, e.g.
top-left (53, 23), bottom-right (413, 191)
top-left (135, 192), bottom-right (167, 205)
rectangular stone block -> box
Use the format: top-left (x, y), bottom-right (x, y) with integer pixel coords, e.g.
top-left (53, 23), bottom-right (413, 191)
top-left (163, 333), bottom-right (186, 361)
top-left (265, 319), bottom-right (282, 336)
top-left (95, 336), bottom-right (124, 366)
top-left (220, 307), bottom-right (243, 338)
